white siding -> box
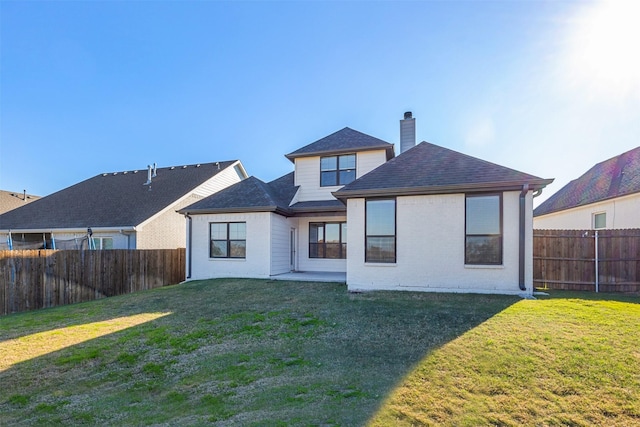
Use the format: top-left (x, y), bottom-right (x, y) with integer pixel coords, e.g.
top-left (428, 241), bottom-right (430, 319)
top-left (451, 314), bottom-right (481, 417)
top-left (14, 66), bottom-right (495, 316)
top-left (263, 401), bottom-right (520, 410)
top-left (294, 150), bottom-right (387, 202)
top-left (346, 191), bottom-right (534, 295)
top-left (297, 216), bottom-right (347, 273)
top-left (270, 214), bottom-right (295, 275)
top-left (188, 212), bottom-right (272, 280)
top-left (193, 161), bottom-right (246, 197)
top-left (356, 150), bottom-right (388, 178)
top-left (534, 192), bottom-right (640, 230)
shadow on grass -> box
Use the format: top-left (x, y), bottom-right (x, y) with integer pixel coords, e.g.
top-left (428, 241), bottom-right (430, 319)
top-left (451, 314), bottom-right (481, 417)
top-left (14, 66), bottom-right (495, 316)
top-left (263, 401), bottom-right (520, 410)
top-left (0, 279), bottom-right (519, 426)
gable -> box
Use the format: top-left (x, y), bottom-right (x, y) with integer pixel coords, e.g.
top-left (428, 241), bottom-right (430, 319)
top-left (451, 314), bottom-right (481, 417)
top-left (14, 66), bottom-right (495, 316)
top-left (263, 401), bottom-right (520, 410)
top-left (285, 127), bottom-right (394, 161)
top-left (534, 146), bottom-right (640, 217)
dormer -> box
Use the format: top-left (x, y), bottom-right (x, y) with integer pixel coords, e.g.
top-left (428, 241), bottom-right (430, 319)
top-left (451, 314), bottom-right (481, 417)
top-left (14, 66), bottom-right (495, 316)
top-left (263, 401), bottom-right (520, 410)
top-left (285, 127), bottom-right (395, 203)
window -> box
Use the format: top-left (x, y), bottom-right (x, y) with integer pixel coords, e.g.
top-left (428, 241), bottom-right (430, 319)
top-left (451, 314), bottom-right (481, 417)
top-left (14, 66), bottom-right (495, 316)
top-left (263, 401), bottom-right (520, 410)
top-left (320, 154), bottom-right (356, 186)
top-left (593, 212), bottom-right (606, 229)
top-left (210, 222), bottom-right (246, 258)
top-left (366, 199), bottom-right (396, 263)
top-left (91, 237), bottom-right (113, 250)
top-left (309, 222), bottom-right (347, 259)
top-left (465, 194), bottom-right (502, 265)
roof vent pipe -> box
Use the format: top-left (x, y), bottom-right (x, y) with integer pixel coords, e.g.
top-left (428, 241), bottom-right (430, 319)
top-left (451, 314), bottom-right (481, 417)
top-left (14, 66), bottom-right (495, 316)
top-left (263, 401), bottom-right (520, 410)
top-left (152, 163), bottom-right (157, 177)
top-left (400, 111), bottom-right (416, 154)
top-left (144, 165), bottom-right (152, 186)
top-left (23, 190), bottom-right (26, 201)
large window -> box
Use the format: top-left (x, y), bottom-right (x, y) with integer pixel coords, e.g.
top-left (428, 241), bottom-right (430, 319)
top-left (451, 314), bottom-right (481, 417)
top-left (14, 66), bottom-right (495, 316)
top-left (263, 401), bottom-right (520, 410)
top-left (465, 194), bottom-right (502, 265)
top-left (320, 154), bottom-right (356, 186)
top-left (210, 222), bottom-right (246, 258)
top-left (366, 199), bottom-right (396, 263)
top-left (309, 222), bottom-right (347, 259)
top-left (91, 237), bottom-right (113, 250)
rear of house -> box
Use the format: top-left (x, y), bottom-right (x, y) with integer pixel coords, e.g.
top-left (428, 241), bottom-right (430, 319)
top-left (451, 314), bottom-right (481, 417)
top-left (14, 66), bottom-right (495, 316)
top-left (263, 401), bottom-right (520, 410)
top-left (181, 113), bottom-right (553, 295)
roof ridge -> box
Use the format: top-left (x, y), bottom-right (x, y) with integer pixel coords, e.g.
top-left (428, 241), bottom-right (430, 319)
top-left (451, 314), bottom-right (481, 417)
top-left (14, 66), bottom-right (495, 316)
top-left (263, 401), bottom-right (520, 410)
top-left (97, 160), bottom-right (238, 176)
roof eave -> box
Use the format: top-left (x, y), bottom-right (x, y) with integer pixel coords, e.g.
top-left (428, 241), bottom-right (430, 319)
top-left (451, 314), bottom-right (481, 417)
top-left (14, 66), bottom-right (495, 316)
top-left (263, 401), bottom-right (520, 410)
top-left (333, 179), bottom-right (554, 200)
top-left (289, 205), bottom-right (347, 215)
top-left (285, 144), bottom-right (394, 162)
top-left (534, 188), bottom-right (640, 217)
top-left (0, 226), bottom-right (137, 234)
top-left (179, 205), bottom-right (292, 216)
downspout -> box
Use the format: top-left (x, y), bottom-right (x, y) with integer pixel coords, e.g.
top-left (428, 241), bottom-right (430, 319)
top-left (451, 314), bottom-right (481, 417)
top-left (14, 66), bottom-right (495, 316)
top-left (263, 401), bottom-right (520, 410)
top-left (186, 214), bottom-right (192, 280)
top-left (518, 184), bottom-right (529, 291)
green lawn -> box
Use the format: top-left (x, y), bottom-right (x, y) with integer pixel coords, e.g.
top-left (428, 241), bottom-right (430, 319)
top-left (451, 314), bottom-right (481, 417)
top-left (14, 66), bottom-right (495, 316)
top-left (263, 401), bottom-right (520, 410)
top-left (1, 280), bottom-right (638, 426)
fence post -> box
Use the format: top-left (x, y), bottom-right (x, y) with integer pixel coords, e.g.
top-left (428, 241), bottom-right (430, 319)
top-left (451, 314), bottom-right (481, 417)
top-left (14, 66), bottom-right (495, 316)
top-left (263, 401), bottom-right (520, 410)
top-left (595, 230), bottom-right (599, 293)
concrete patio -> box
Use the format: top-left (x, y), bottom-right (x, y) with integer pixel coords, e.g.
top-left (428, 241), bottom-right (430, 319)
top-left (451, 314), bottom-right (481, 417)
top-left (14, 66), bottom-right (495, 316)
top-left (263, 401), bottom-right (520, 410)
top-left (269, 271), bottom-right (346, 283)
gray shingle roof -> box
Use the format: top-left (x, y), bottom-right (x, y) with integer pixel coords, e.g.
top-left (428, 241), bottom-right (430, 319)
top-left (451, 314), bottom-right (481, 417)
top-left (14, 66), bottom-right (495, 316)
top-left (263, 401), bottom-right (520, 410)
top-left (285, 127), bottom-right (394, 161)
top-left (180, 172), bottom-right (300, 215)
top-left (334, 141), bottom-right (553, 199)
top-left (534, 146), bottom-right (640, 217)
top-left (0, 190), bottom-right (41, 215)
top-left (0, 161), bottom-right (238, 230)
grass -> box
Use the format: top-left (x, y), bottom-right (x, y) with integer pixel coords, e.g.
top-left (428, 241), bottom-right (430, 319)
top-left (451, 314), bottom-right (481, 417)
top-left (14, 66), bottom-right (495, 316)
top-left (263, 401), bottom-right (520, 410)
top-left (0, 280), bottom-right (638, 426)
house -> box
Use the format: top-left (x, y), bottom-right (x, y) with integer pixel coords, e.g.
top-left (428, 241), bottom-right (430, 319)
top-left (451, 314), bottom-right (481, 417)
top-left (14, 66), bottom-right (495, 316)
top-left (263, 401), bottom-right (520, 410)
top-left (0, 161), bottom-right (247, 250)
top-left (0, 190), bottom-right (40, 215)
top-left (180, 113), bottom-right (553, 295)
top-left (534, 146), bottom-right (640, 230)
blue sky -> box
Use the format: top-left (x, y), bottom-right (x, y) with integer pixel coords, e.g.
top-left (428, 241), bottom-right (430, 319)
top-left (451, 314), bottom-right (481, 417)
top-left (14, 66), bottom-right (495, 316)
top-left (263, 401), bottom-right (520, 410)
top-left (1, 0), bottom-right (639, 206)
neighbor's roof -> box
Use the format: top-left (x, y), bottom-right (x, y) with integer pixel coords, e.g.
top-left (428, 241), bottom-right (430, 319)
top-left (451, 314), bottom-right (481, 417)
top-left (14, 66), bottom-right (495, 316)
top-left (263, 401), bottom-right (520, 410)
top-left (334, 141), bottom-right (553, 200)
top-left (0, 161), bottom-right (239, 231)
top-left (534, 146), bottom-right (640, 217)
top-left (0, 190), bottom-right (41, 215)
top-left (180, 172), bottom-right (301, 216)
top-left (285, 127), bottom-right (394, 161)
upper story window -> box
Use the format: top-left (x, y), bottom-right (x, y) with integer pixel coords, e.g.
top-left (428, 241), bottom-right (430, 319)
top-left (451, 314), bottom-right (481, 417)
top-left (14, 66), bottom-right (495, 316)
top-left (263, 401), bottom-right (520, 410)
top-left (365, 198), bottom-right (396, 263)
top-left (593, 212), bottom-right (606, 229)
top-left (320, 154), bottom-right (356, 187)
top-left (210, 222), bottom-right (246, 258)
top-left (465, 193), bottom-right (502, 265)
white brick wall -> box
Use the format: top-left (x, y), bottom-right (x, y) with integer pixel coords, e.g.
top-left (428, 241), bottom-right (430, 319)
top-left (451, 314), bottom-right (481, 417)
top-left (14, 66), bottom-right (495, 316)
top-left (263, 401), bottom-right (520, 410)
top-left (137, 194), bottom-right (202, 249)
top-left (347, 191), bottom-right (534, 295)
top-left (189, 212), bottom-right (274, 280)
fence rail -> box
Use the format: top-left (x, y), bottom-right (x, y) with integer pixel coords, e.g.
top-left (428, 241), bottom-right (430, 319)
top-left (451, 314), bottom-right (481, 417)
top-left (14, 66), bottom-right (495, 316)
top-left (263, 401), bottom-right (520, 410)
top-left (0, 249), bottom-right (186, 315)
top-left (533, 229), bottom-right (640, 292)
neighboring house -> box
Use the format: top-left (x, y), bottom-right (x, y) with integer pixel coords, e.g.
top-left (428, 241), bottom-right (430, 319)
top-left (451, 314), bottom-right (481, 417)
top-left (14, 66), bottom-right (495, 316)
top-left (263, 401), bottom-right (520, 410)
top-left (180, 113), bottom-right (553, 295)
top-left (534, 146), bottom-right (640, 230)
top-left (0, 161), bottom-right (247, 250)
top-left (0, 190), bottom-right (40, 215)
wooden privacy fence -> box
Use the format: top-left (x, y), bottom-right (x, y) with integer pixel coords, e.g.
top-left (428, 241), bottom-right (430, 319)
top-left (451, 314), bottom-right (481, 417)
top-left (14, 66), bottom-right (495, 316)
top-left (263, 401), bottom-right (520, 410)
top-left (533, 229), bottom-right (640, 292)
top-left (0, 249), bottom-right (186, 315)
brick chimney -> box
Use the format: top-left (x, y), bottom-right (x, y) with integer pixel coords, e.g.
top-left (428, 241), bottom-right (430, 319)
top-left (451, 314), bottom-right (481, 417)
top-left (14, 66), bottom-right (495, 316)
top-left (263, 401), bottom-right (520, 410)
top-left (400, 111), bottom-right (416, 154)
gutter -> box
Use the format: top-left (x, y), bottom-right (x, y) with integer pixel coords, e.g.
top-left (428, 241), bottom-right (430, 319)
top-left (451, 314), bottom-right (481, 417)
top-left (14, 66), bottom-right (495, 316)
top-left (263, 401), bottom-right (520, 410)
top-left (0, 226), bottom-right (136, 234)
top-left (186, 214), bottom-right (192, 279)
top-left (333, 178), bottom-right (554, 201)
top-left (518, 184), bottom-right (529, 291)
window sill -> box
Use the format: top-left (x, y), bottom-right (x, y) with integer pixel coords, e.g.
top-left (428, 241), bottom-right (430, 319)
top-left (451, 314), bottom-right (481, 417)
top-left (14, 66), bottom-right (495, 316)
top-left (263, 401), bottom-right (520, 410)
top-left (464, 264), bottom-right (504, 269)
top-left (364, 262), bottom-right (397, 267)
top-left (209, 258), bottom-right (246, 261)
